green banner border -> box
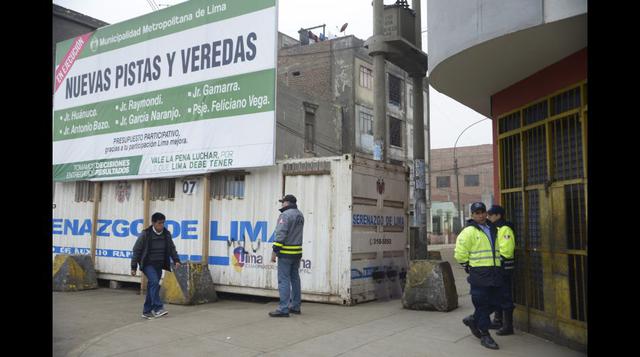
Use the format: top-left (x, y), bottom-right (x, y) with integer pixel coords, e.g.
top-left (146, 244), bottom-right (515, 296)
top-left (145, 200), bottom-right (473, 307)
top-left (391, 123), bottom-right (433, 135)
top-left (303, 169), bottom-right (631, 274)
top-left (55, 0), bottom-right (276, 66)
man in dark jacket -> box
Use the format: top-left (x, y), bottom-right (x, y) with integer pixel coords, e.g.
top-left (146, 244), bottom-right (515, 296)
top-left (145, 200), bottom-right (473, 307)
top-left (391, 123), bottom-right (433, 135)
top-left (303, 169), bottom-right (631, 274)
top-left (131, 212), bottom-right (181, 319)
top-left (487, 205), bottom-right (516, 335)
top-left (269, 194), bottom-right (304, 317)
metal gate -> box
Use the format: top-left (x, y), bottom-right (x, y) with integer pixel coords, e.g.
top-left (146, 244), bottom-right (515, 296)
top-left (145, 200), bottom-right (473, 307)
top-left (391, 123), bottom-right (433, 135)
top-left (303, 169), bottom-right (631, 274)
top-left (497, 82), bottom-right (587, 351)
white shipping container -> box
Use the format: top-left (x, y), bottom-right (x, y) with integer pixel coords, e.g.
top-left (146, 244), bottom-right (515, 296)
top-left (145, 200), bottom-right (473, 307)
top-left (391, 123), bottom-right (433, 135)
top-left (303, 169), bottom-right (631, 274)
top-left (52, 155), bottom-right (409, 304)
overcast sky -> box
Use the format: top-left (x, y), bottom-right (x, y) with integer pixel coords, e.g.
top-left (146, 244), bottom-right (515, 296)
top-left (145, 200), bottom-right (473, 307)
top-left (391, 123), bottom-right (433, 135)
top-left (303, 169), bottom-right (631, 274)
top-left (53, 0), bottom-right (492, 150)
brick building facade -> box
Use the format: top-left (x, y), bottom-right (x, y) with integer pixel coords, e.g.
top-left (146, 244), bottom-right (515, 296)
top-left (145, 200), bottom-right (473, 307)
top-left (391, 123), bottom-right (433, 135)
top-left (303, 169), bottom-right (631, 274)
top-left (427, 144), bottom-right (494, 243)
top-left (430, 144), bottom-right (494, 217)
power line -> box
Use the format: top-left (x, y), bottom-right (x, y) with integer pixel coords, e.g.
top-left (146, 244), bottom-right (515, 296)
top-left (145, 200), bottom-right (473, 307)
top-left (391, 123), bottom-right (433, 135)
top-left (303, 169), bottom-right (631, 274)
top-left (431, 188), bottom-right (487, 197)
top-left (430, 160), bottom-right (494, 173)
top-left (431, 99), bottom-right (492, 137)
top-left (145, 0), bottom-right (159, 11)
top-left (278, 44), bottom-right (365, 58)
top-left (276, 122), bottom-right (343, 155)
top-left (430, 99), bottom-right (458, 126)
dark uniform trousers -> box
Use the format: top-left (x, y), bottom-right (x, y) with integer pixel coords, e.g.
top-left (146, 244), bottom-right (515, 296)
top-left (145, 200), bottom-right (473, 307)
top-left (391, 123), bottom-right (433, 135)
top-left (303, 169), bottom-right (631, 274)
top-left (471, 285), bottom-right (502, 332)
top-left (499, 270), bottom-right (515, 311)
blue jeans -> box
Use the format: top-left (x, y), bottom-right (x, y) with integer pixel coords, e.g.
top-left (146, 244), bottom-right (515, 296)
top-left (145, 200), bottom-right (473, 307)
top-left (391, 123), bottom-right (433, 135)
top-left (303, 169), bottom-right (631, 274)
top-left (277, 256), bottom-right (301, 313)
top-left (143, 265), bottom-right (164, 314)
top-left (470, 285), bottom-right (502, 332)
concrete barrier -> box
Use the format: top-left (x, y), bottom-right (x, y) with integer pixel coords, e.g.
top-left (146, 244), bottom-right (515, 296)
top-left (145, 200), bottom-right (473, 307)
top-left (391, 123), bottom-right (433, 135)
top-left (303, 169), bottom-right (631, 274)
top-left (160, 261), bottom-right (218, 305)
top-left (402, 259), bottom-right (458, 312)
top-left (53, 254), bottom-right (98, 292)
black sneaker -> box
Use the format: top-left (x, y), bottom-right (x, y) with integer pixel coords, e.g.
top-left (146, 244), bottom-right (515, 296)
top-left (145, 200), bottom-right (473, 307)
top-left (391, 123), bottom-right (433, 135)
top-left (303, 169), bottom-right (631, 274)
top-left (141, 312), bottom-right (155, 320)
top-left (289, 309), bottom-right (301, 315)
top-left (268, 310), bottom-right (290, 317)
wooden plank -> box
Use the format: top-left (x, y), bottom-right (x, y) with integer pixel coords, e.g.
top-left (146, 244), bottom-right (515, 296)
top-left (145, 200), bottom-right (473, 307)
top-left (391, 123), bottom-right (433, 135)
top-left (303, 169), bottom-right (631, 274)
top-left (90, 182), bottom-right (102, 264)
top-left (202, 174), bottom-right (211, 265)
top-left (141, 179), bottom-right (150, 295)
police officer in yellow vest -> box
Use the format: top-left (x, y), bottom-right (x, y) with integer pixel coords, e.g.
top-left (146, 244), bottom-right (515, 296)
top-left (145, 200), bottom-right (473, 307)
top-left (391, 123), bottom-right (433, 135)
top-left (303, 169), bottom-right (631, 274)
top-left (455, 202), bottom-right (502, 350)
top-left (487, 204), bottom-right (516, 336)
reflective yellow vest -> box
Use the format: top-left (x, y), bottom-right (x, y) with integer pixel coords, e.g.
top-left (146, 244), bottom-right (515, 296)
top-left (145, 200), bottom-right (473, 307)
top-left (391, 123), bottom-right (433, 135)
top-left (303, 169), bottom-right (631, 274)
top-left (496, 222), bottom-right (516, 270)
top-left (497, 224), bottom-right (515, 259)
top-left (455, 224), bottom-right (501, 268)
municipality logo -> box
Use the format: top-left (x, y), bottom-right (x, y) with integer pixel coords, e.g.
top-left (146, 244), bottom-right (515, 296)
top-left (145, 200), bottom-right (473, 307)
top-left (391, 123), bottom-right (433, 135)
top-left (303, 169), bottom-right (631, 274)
top-left (232, 247), bottom-right (246, 272)
top-left (90, 37), bottom-right (99, 52)
top-left (231, 247), bottom-right (265, 272)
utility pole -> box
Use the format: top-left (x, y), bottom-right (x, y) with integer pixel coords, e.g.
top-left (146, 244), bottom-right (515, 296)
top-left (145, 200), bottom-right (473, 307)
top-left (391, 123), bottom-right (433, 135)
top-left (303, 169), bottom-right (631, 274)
top-left (454, 154), bottom-right (461, 228)
top-left (372, 2), bottom-right (457, 311)
top-left (421, 0), bottom-right (432, 255)
top-left (425, 65), bottom-right (432, 249)
top-left (372, 0), bottom-right (386, 162)
top-left (410, 0), bottom-right (428, 259)
top-left (367, 0), bottom-right (429, 259)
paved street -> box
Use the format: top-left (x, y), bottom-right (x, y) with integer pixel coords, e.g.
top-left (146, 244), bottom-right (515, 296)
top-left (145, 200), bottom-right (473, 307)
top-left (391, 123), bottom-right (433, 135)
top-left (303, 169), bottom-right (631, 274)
top-left (53, 246), bottom-right (586, 357)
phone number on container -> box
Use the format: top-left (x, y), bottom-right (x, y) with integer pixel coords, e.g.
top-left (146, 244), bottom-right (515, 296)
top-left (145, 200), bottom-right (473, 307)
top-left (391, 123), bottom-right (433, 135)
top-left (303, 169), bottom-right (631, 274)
top-left (369, 238), bottom-right (392, 245)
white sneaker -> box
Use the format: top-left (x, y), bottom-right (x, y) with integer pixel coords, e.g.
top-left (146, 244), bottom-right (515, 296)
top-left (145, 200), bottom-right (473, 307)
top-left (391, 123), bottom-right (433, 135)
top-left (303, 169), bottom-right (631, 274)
top-left (153, 309), bottom-right (168, 317)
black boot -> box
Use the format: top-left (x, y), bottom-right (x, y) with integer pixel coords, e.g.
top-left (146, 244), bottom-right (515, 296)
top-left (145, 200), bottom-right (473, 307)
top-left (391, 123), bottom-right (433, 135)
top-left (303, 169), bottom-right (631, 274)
top-left (496, 309), bottom-right (514, 335)
top-left (489, 310), bottom-right (503, 330)
top-left (480, 330), bottom-right (500, 350)
top-left (462, 315), bottom-right (482, 339)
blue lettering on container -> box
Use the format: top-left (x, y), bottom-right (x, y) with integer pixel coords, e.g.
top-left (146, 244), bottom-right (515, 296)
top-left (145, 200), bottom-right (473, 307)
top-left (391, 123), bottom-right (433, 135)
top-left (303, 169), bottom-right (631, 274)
top-left (97, 220), bottom-right (111, 237)
top-left (130, 219), bottom-right (144, 237)
top-left (53, 218), bottom-right (278, 245)
top-left (181, 220), bottom-right (198, 239)
top-left (211, 221), bottom-right (274, 242)
top-left (52, 219), bottom-right (63, 235)
top-left (240, 221), bottom-right (267, 242)
top-left (230, 221), bottom-right (238, 241)
top-left (63, 219), bottom-right (79, 235)
top-left (112, 220), bottom-right (129, 237)
top-left (164, 220), bottom-right (181, 238)
top-left (210, 221), bottom-right (228, 241)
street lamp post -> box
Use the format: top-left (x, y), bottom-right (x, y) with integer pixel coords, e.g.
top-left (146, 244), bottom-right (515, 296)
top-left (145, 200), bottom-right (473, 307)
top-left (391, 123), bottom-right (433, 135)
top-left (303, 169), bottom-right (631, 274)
top-left (453, 118), bottom-right (489, 228)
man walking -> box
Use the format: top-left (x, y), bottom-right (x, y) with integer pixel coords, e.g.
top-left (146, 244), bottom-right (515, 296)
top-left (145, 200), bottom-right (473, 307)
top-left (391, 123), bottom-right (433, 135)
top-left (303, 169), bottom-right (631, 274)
top-left (131, 212), bottom-right (182, 319)
top-left (455, 202), bottom-right (502, 350)
top-left (269, 194), bottom-right (304, 317)
top-left (487, 205), bottom-right (516, 335)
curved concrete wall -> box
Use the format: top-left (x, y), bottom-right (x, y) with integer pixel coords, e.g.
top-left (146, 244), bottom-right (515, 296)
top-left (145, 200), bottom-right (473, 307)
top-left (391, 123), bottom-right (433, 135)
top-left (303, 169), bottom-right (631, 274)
top-left (427, 0), bottom-right (587, 73)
